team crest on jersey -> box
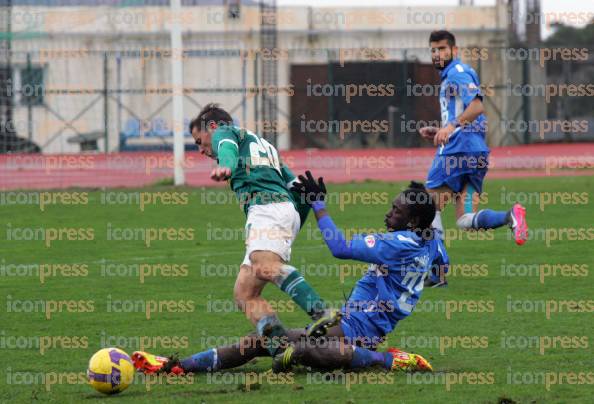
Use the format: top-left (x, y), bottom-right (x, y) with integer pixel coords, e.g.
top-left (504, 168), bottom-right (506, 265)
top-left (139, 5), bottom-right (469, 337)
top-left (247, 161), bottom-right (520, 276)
top-left (364, 235), bottom-right (376, 248)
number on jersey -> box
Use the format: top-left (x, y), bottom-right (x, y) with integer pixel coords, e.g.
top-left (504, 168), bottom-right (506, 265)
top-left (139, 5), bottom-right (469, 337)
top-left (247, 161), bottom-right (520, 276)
top-left (248, 133), bottom-right (281, 172)
top-left (396, 271), bottom-right (426, 313)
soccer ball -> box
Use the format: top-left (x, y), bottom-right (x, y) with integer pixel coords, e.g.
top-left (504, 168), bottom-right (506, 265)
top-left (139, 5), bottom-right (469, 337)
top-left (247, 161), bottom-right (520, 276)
top-left (87, 347), bottom-right (135, 394)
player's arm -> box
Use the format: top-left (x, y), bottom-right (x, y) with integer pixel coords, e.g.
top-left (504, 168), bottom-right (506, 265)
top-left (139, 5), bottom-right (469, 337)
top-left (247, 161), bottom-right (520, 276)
top-left (313, 201), bottom-right (390, 265)
top-left (312, 202), bottom-right (354, 260)
top-left (434, 70), bottom-right (485, 146)
top-left (291, 171), bottom-right (390, 264)
top-left (456, 97), bottom-right (484, 126)
top-left (210, 129), bottom-right (239, 181)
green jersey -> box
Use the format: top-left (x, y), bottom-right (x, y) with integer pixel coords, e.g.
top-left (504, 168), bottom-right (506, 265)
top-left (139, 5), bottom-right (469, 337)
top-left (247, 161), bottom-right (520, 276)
top-left (212, 125), bottom-right (309, 224)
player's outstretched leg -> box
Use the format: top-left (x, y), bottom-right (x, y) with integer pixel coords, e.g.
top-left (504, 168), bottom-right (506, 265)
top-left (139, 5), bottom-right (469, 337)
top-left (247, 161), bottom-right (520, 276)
top-left (454, 184), bottom-right (529, 245)
top-left (457, 203), bottom-right (528, 245)
top-left (133, 329), bottom-right (310, 375)
top-left (234, 260), bottom-right (293, 356)
top-left (250, 251), bottom-right (333, 322)
top-left (273, 338), bottom-right (432, 373)
top-left (132, 332), bottom-right (280, 375)
top-left (271, 262), bottom-right (327, 318)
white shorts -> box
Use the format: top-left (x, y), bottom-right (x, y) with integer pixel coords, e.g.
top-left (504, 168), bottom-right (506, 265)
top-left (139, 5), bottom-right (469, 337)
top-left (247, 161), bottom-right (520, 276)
top-left (241, 201), bottom-right (300, 266)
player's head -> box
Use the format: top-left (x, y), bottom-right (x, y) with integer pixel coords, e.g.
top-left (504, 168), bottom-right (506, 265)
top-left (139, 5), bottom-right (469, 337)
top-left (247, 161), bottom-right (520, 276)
top-left (429, 30), bottom-right (457, 71)
top-left (189, 103), bottom-right (233, 158)
top-left (385, 181), bottom-right (436, 237)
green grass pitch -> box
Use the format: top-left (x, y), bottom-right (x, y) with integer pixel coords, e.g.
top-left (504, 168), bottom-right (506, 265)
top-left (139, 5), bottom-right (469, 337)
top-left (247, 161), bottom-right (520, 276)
top-left (0, 176), bottom-right (593, 403)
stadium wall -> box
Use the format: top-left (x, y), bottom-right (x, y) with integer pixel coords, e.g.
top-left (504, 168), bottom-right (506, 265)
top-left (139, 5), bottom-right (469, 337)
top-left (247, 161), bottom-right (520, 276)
top-left (8, 4), bottom-right (514, 154)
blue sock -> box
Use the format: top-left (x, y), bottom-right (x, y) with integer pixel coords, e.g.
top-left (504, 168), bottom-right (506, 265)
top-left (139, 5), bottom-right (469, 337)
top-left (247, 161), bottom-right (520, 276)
top-left (350, 347), bottom-right (392, 370)
top-left (180, 348), bottom-right (218, 372)
top-left (473, 209), bottom-right (509, 230)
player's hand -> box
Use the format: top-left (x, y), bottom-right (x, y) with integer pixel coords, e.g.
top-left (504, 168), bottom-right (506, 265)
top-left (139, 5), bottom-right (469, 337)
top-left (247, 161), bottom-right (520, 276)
top-left (433, 124), bottom-right (456, 146)
top-left (419, 126), bottom-right (438, 140)
top-left (290, 170), bottom-right (327, 204)
top-left (210, 167), bottom-right (231, 181)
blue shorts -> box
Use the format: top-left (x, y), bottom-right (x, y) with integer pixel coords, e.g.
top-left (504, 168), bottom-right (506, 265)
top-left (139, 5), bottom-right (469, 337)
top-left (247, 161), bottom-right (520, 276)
top-left (339, 278), bottom-right (399, 349)
top-left (340, 316), bottom-right (389, 350)
top-left (426, 152), bottom-right (489, 193)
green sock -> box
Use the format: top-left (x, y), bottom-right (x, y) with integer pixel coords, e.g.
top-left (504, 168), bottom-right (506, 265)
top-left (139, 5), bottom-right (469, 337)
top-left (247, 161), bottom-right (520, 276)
top-left (277, 266), bottom-right (325, 318)
top-left (256, 314), bottom-right (287, 356)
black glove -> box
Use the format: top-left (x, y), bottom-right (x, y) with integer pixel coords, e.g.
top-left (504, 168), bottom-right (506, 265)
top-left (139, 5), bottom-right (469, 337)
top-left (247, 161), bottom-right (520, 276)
top-left (290, 170), bottom-right (327, 205)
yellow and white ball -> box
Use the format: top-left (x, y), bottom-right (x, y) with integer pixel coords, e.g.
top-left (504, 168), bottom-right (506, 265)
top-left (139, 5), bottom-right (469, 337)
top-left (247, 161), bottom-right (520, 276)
top-left (87, 347), bottom-right (135, 394)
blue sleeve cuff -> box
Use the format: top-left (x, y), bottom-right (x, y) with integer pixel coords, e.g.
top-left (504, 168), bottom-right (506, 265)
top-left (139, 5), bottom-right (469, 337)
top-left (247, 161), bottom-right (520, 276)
top-left (312, 200), bottom-right (326, 213)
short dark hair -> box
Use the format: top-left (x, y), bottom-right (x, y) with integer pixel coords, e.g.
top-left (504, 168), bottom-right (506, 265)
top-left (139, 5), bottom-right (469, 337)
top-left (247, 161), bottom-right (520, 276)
top-left (429, 30), bottom-right (456, 47)
top-left (403, 181), bottom-right (436, 232)
top-left (189, 103), bottom-right (232, 132)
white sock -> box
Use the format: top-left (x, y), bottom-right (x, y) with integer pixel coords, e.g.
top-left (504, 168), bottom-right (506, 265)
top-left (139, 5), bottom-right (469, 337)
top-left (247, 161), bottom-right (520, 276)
top-left (456, 212), bottom-right (478, 230)
top-left (432, 211), bottom-right (444, 240)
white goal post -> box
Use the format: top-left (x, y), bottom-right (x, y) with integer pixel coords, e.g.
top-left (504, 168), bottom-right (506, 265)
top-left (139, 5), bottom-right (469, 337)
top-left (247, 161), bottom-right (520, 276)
top-left (170, 0), bottom-right (185, 186)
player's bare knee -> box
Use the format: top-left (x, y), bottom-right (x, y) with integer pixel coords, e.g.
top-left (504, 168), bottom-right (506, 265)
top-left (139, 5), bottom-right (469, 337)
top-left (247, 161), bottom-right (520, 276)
top-left (240, 263), bottom-right (256, 277)
top-left (250, 252), bottom-right (282, 281)
top-left (248, 262), bottom-right (271, 281)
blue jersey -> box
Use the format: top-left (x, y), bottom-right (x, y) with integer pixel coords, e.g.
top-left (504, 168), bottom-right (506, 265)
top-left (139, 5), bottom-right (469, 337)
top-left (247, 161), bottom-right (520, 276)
top-left (341, 230), bottom-right (449, 339)
top-left (438, 59), bottom-right (489, 156)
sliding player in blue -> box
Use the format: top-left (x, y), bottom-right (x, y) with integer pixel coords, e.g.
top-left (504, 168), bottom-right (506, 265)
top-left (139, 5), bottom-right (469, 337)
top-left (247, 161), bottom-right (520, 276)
top-left (131, 174), bottom-right (444, 375)
top-left (419, 30), bottom-right (528, 287)
top-left (274, 172), bottom-right (448, 371)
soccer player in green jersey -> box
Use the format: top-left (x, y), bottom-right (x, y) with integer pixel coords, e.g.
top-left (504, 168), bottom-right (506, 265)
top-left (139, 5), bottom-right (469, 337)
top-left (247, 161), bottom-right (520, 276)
top-left (189, 104), bottom-right (338, 355)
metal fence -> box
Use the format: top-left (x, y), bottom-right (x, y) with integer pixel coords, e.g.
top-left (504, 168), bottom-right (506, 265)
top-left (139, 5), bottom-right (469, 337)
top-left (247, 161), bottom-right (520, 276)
top-left (4, 43), bottom-right (592, 154)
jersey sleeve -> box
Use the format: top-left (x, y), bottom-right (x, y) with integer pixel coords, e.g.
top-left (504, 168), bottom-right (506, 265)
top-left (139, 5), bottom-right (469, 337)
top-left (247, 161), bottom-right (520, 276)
top-left (212, 126), bottom-right (239, 158)
top-left (212, 126), bottom-right (240, 171)
top-left (217, 143), bottom-right (239, 171)
top-left (449, 67), bottom-right (482, 106)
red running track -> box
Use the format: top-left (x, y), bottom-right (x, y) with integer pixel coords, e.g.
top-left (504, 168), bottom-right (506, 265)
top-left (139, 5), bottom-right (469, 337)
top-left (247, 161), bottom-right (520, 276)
top-left (1, 144), bottom-right (593, 190)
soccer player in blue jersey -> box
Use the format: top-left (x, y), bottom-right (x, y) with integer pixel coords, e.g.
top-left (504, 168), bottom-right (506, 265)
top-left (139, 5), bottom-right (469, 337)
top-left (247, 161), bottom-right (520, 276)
top-left (132, 173), bottom-right (444, 375)
top-left (273, 172), bottom-right (448, 371)
top-left (419, 30), bottom-right (528, 286)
